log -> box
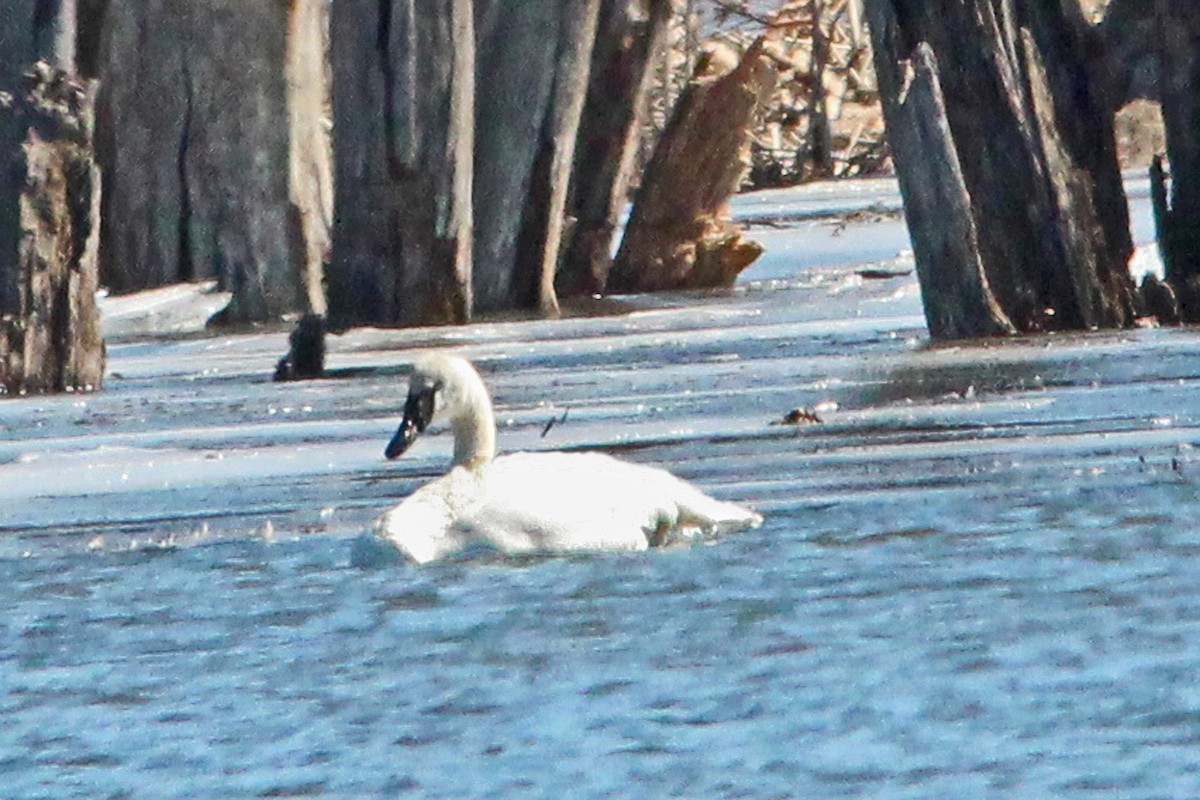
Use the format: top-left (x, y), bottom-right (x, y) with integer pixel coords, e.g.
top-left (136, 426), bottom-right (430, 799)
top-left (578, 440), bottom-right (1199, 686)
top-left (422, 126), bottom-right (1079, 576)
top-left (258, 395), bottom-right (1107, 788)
top-left (327, 0), bottom-right (474, 329)
top-left (0, 62), bottom-right (104, 394)
top-left (94, 0), bottom-right (304, 323)
top-left (556, 0), bottom-right (672, 299)
top-left (609, 38), bottom-right (776, 293)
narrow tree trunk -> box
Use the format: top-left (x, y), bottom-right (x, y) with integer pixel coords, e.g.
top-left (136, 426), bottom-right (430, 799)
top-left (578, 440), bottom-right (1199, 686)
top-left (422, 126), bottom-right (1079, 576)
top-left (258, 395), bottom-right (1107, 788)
top-left (95, 0), bottom-right (303, 323)
top-left (472, 0), bottom-right (602, 315)
top-left (865, 0), bottom-right (1135, 337)
top-left (287, 0), bottom-right (333, 317)
top-left (556, 0), bottom-right (672, 299)
top-left (327, 0), bottom-right (474, 330)
top-left (0, 4), bottom-right (103, 395)
top-left (609, 39), bottom-right (775, 293)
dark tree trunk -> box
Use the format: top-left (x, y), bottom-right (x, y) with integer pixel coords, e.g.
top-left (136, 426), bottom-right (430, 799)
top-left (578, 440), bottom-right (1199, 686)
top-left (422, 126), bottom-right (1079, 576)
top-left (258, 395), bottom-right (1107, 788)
top-left (95, 0), bottom-right (304, 323)
top-left (472, 0), bottom-right (602, 315)
top-left (556, 0), bottom-right (672, 299)
top-left (866, 0), bottom-right (1136, 338)
top-left (327, 0), bottom-right (474, 330)
top-left (609, 39), bottom-right (775, 293)
top-left (0, 3), bottom-right (103, 395)
top-left (868, 31), bottom-right (1015, 338)
top-left (1155, 0), bottom-right (1200, 293)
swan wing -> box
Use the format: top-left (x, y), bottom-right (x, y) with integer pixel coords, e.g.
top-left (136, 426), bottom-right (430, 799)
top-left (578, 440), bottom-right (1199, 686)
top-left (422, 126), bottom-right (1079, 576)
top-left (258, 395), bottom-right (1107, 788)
top-left (467, 452), bottom-right (760, 553)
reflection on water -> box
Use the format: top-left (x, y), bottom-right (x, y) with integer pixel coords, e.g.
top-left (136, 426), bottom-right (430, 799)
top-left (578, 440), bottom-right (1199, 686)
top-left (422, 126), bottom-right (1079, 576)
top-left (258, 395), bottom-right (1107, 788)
top-left (3, 180), bottom-right (1200, 797)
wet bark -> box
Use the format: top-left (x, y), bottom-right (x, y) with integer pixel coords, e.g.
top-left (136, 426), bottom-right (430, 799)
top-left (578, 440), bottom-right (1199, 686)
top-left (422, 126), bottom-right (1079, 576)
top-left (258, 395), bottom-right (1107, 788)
top-left (472, 0), bottom-right (602, 315)
top-left (327, 0), bottom-right (474, 330)
top-left (609, 39), bottom-right (775, 293)
top-left (0, 51), bottom-right (103, 395)
top-left (95, 0), bottom-right (303, 323)
top-left (556, 0), bottom-right (672, 299)
top-left (865, 0), bottom-right (1136, 338)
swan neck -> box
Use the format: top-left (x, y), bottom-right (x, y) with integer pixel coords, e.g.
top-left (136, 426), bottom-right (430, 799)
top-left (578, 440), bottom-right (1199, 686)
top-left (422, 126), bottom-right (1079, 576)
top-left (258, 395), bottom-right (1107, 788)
top-left (450, 382), bottom-right (496, 471)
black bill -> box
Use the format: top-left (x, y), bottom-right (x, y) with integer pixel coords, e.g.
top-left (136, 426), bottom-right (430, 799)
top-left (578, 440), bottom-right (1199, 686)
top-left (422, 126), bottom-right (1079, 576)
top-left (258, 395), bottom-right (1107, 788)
top-left (385, 386), bottom-right (436, 460)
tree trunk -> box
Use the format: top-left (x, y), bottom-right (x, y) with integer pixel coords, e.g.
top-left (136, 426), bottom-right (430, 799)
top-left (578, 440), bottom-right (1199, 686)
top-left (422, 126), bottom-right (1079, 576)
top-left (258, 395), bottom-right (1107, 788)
top-left (868, 29), bottom-right (1015, 338)
top-left (287, 0), bottom-right (333, 317)
top-left (865, 0), bottom-right (1136, 337)
top-left (556, 0), bottom-right (672, 299)
top-left (609, 39), bottom-right (775, 293)
top-left (0, 7), bottom-right (103, 395)
top-left (327, 0), bottom-right (474, 330)
top-left (1156, 0), bottom-right (1200, 293)
top-left (95, 0), bottom-right (303, 323)
top-left (472, 0), bottom-right (602, 315)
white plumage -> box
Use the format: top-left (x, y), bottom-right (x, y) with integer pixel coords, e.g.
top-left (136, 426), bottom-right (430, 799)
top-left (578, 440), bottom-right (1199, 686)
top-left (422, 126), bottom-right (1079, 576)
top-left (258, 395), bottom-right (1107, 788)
top-left (368, 353), bottom-right (762, 564)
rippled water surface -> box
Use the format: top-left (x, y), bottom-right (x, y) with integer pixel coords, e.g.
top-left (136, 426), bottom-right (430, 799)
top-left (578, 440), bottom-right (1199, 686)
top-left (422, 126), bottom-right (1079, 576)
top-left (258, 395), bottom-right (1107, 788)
top-left (4, 179), bottom-right (1200, 798)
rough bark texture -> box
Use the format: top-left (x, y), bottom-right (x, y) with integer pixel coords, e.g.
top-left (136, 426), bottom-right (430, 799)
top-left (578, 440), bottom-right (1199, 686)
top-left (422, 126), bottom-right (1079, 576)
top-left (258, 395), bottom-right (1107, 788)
top-left (868, 28), bottom-right (1014, 338)
top-left (328, 0), bottom-right (474, 330)
top-left (556, 0), bottom-right (672, 299)
top-left (95, 0), bottom-right (303, 322)
top-left (287, 0), bottom-right (333, 316)
top-left (473, 0), bottom-right (602, 315)
top-left (866, 0), bottom-right (1135, 337)
top-left (609, 39), bottom-right (775, 293)
top-left (0, 63), bottom-right (104, 395)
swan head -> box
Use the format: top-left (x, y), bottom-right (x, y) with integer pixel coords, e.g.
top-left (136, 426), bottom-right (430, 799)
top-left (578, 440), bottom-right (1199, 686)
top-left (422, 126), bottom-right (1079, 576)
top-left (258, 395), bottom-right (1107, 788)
top-left (385, 354), bottom-right (496, 468)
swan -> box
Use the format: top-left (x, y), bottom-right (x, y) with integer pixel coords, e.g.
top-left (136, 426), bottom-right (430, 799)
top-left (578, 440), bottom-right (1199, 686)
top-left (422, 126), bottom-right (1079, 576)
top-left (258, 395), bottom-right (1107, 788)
top-left (367, 353), bottom-right (762, 564)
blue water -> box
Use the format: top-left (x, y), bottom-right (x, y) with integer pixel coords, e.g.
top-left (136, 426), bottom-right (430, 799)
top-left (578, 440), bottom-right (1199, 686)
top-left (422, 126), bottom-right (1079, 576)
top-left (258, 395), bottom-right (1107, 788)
top-left (6, 497), bottom-right (1200, 798)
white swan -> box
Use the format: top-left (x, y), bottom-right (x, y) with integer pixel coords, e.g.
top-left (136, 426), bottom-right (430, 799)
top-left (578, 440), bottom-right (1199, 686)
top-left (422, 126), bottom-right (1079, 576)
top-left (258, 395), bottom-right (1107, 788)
top-left (367, 353), bottom-right (762, 564)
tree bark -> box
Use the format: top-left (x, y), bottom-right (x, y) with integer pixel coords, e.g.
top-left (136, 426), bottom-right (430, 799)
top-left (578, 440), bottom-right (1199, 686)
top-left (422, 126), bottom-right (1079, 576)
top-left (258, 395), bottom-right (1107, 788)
top-left (865, 0), bottom-right (1135, 337)
top-left (609, 38), bottom-right (775, 293)
top-left (287, 0), bottom-right (333, 317)
top-left (1156, 0), bottom-right (1200, 291)
top-left (556, 0), bottom-right (672, 299)
top-left (0, 26), bottom-right (103, 395)
top-left (868, 28), bottom-right (1015, 338)
top-left (94, 0), bottom-right (303, 323)
top-left (327, 0), bottom-right (474, 330)
top-left (472, 0), bottom-right (602, 315)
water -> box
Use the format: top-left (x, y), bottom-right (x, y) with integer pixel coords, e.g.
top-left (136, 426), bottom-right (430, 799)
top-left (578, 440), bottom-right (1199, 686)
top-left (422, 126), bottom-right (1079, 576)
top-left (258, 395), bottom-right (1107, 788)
top-left (4, 178), bottom-right (1200, 798)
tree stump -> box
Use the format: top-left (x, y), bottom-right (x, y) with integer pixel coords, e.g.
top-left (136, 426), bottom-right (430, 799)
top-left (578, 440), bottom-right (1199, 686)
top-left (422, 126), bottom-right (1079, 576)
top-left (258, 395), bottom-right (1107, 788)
top-left (0, 62), bottom-right (104, 394)
top-left (556, 0), bottom-right (672, 299)
top-left (608, 39), bottom-right (776, 293)
top-left (94, 0), bottom-right (305, 323)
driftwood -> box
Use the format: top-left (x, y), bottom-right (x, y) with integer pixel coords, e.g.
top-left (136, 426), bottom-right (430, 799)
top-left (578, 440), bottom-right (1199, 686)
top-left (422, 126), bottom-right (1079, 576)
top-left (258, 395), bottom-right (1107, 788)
top-left (327, 0), bottom-right (474, 329)
top-left (865, 0), bottom-right (1135, 338)
top-left (609, 39), bottom-right (777, 293)
top-left (0, 62), bottom-right (104, 394)
top-left (557, 0), bottom-right (672, 299)
top-left (94, 0), bottom-right (307, 323)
